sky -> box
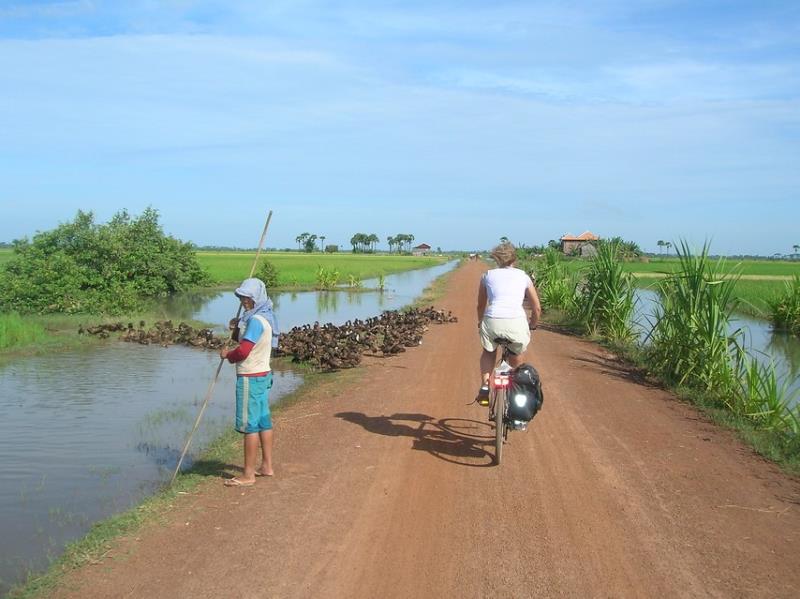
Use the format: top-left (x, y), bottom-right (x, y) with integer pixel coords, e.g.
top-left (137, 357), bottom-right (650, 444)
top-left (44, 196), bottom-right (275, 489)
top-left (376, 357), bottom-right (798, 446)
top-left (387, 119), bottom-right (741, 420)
top-left (0, 1), bottom-right (798, 255)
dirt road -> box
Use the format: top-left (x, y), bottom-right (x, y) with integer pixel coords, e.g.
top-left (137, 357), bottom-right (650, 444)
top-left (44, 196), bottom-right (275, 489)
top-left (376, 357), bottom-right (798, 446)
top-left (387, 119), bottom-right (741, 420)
top-left (55, 260), bottom-right (800, 598)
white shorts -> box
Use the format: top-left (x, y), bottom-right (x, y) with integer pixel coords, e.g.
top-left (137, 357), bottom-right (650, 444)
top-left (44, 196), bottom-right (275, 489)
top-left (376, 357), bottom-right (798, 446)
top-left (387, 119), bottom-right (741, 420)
top-left (479, 316), bottom-right (531, 355)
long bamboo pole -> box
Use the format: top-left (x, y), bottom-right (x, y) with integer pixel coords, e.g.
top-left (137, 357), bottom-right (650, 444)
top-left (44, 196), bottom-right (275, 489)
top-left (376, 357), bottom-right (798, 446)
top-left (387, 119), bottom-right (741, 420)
top-left (171, 210), bottom-right (273, 484)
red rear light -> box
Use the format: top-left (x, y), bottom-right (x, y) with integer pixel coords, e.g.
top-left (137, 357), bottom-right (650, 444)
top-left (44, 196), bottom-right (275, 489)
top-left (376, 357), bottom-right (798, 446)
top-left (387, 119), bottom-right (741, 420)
top-left (493, 375), bottom-right (511, 389)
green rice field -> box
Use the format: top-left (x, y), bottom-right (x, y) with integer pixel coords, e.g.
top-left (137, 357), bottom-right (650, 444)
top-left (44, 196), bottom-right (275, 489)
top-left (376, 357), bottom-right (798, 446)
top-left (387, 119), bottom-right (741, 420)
top-left (197, 251), bottom-right (449, 286)
top-left (622, 257), bottom-right (800, 278)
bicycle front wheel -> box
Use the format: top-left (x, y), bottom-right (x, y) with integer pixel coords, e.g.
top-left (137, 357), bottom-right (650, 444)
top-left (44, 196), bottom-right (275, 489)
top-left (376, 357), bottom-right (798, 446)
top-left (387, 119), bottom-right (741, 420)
top-left (494, 389), bottom-right (504, 465)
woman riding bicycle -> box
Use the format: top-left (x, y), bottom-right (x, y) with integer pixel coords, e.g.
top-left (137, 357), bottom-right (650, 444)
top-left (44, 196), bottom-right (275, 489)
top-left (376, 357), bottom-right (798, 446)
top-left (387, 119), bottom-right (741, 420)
top-left (476, 242), bottom-right (541, 405)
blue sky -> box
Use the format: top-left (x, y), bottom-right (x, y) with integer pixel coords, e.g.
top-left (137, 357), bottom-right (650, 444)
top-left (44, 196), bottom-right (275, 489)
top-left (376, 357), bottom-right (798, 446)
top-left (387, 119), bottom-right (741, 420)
top-left (0, 1), bottom-right (798, 254)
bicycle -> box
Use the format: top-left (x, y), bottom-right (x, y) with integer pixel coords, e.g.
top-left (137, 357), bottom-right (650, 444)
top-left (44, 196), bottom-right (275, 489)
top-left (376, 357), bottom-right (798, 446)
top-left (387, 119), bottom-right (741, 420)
top-left (488, 338), bottom-right (516, 465)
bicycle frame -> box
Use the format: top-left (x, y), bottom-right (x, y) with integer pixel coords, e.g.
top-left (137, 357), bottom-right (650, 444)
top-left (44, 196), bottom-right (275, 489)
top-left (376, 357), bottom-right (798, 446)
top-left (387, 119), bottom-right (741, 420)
top-left (489, 347), bottom-right (513, 464)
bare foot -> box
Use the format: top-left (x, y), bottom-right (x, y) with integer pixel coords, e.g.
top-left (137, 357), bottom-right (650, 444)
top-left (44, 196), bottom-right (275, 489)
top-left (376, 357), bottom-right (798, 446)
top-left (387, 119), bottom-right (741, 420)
top-left (256, 467), bottom-right (274, 477)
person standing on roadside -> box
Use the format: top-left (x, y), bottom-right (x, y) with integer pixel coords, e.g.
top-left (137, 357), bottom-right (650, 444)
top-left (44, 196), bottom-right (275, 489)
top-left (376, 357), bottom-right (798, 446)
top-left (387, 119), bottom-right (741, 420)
top-left (219, 277), bottom-right (280, 487)
top-left (476, 242), bottom-right (541, 405)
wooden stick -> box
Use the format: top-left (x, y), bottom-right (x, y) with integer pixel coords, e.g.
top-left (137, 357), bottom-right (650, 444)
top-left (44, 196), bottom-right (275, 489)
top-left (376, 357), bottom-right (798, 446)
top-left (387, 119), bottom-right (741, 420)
top-left (171, 210), bottom-right (273, 484)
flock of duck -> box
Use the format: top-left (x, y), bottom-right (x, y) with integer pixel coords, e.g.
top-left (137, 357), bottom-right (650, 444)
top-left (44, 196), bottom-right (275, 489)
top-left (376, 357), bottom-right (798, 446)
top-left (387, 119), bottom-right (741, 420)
top-left (80, 307), bottom-right (458, 371)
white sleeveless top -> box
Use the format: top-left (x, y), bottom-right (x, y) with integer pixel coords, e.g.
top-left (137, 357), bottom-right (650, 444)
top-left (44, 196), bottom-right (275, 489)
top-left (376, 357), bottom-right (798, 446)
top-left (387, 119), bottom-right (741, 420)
top-left (237, 314), bottom-right (272, 376)
top-left (482, 267), bottom-right (532, 319)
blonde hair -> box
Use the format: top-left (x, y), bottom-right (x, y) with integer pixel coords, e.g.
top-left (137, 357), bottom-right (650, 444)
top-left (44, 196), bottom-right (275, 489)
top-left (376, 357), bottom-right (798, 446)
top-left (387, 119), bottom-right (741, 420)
top-left (490, 242), bottom-right (517, 267)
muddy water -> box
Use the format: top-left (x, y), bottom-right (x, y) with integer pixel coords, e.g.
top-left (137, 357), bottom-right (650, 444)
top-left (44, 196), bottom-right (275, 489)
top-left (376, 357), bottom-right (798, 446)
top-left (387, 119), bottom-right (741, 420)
top-left (0, 260), bottom-right (457, 594)
top-left (634, 289), bottom-right (800, 401)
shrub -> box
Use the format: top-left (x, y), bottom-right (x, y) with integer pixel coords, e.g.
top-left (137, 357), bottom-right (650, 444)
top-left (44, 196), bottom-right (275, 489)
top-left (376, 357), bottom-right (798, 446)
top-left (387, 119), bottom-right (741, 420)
top-left (0, 208), bottom-right (210, 314)
top-left (256, 260), bottom-right (279, 289)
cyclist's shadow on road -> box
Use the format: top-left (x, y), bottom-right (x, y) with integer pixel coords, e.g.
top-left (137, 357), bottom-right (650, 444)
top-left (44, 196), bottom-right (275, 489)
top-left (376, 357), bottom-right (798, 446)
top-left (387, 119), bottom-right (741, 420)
top-left (335, 411), bottom-right (496, 467)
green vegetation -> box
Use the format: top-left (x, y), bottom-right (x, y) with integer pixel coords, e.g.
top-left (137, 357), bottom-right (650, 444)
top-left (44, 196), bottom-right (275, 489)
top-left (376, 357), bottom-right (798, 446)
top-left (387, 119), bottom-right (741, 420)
top-left (0, 313), bottom-right (47, 349)
top-left (315, 265), bottom-right (340, 290)
top-left (530, 241), bottom-right (800, 471)
top-left (769, 275), bottom-right (800, 336)
top-left (0, 209), bottom-right (209, 315)
top-left (575, 240), bottom-right (637, 344)
top-left (197, 251), bottom-right (446, 286)
top-left (646, 242), bottom-right (742, 393)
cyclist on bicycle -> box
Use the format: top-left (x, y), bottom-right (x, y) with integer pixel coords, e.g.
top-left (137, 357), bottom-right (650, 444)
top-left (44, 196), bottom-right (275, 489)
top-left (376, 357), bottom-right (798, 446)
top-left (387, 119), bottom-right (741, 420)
top-left (476, 242), bottom-right (541, 405)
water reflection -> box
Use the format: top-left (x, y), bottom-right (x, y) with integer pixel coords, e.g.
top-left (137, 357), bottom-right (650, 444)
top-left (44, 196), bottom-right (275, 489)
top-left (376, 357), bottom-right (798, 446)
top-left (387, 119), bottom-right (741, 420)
top-left (0, 345), bottom-right (302, 595)
top-left (182, 261), bottom-right (458, 331)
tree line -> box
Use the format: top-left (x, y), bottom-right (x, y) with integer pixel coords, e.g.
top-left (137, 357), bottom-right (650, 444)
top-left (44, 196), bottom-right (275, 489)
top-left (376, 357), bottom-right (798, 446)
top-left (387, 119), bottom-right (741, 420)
top-left (292, 232), bottom-right (417, 254)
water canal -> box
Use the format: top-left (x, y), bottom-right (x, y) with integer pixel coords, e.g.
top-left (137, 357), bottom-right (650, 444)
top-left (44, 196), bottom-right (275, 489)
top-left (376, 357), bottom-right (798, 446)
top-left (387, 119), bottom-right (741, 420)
top-left (0, 261), bottom-right (458, 595)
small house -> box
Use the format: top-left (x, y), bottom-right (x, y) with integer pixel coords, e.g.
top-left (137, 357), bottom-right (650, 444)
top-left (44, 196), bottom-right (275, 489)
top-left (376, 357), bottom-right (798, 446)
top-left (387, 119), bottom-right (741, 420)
top-left (560, 231), bottom-right (600, 255)
top-left (412, 243), bottom-right (432, 256)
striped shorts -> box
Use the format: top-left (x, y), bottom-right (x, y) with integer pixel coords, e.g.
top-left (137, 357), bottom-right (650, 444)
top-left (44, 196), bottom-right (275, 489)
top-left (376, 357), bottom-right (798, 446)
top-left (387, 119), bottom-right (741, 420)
top-left (235, 373), bottom-right (273, 434)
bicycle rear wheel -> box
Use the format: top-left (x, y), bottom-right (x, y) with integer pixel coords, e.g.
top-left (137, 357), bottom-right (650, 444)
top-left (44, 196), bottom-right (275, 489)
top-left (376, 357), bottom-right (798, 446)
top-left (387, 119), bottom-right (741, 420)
top-left (494, 389), bottom-right (504, 465)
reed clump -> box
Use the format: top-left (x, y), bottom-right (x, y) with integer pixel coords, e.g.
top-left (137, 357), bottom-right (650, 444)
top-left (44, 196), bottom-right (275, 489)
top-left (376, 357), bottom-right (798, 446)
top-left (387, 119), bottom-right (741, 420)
top-left (315, 265), bottom-right (340, 290)
top-left (539, 249), bottom-right (579, 312)
top-left (646, 241), bottom-right (742, 394)
top-left (768, 274), bottom-right (800, 336)
top-left (574, 240), bottom-right (637, 344)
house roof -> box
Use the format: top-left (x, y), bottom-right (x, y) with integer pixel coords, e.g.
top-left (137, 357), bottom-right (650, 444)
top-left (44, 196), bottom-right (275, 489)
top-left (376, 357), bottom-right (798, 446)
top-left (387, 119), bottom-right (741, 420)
top-left (414, 243), bottom-right (431, 249)
top-left (560, 231), bottom-right (599, 242)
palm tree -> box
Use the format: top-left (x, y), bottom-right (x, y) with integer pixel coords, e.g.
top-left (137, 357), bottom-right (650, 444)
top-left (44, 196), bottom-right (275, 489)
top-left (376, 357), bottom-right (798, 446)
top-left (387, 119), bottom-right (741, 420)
top-left (793, 244), bottom-right (799, 254)
top-left (368, 233), bottom-right (379, 252)
top-left (387, 235), bottom-right (395, 253)
top-left (657, 240), bottom-right (665, 254)
top-left (295, 233), bottom-right (306, 251)
top-left (319, 235), bottom-right (326, 252)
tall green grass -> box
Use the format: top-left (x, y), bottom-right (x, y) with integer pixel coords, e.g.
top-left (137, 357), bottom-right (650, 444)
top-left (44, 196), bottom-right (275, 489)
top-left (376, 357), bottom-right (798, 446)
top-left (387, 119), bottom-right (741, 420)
top-left (529, 248), bottom-right (579, 312)
top-left (574, 240), bottom-right (637, 344)
top-left (768, 275), bottom-right (800, 336)
top-left (0, 313), bottom-right (47, 349)
top-left (646, 241), bottom-right (742, 393)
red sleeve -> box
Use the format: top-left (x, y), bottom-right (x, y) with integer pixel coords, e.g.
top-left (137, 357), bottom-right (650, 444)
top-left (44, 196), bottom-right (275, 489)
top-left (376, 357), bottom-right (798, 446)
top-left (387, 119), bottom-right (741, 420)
top-left (226, 339), bottom-right (255, 363)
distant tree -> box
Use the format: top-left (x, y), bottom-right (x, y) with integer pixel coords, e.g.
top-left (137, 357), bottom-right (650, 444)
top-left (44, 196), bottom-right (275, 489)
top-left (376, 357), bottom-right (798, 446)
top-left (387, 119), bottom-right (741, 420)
top-left (387, 235), bottom-right (396, 253)
top-left (324, 244), bottom-right (338, 253)
top-left (665, 241), bottom-right (673, 254)
top-left (367, 233), bottom-right (379, 252)
top-left (303, 234), bottom-right (318, 253)
top-left (319, 235), bottom-right (326, 251)
top-left (295, 232), bottom-right (310, 251)
top-left (500, 236), bottom-right (509, 243)
top-left (657, 240), bottom-right (665, 254)
top-left (793, 244), bottom-right (799, 254)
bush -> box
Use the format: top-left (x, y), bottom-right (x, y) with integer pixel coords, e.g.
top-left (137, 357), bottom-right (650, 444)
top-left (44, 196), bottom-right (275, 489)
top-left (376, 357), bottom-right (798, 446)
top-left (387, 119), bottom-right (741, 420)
top-left (256, 260), bottom-right (279, 289)
top-left (0, 208), bottom-right (211, 314)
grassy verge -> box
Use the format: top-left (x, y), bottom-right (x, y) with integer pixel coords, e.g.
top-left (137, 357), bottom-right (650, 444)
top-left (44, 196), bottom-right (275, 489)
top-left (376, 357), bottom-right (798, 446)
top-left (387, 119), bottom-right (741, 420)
top-left (9, 359), bottom-right (364, 599)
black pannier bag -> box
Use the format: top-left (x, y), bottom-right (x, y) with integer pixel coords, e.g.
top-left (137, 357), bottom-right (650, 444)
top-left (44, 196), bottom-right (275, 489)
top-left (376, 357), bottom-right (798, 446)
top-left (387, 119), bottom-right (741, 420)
top-left (507, 363), bottom-right (544, 422)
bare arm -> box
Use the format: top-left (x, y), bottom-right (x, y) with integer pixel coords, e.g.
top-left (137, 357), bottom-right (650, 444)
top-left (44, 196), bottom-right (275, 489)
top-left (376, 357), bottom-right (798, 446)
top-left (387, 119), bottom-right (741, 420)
top-left (477, 279), bottom-right (487, 325)
top-left (526, 280), bottom-right (541, 329)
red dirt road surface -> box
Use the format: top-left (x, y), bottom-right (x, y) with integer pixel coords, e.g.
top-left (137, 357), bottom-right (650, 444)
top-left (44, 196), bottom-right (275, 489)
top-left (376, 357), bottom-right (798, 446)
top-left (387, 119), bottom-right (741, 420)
top-left (54, 260), bottom-right (800, 598)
